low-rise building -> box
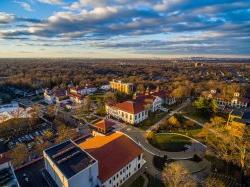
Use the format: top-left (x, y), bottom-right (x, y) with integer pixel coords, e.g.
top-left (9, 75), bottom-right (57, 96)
top-left (203, 90), bottom-right (249, 108)
top-left (0, 154), bottom-right (20, 187)
top-left (70, 86), bottom-right (97, 96)
top-left (44, 88), bottom-right (68, 105)
top-left (78, 132), bottom-right (145, 187)
top-left (68, 93), bottom-right (84, 104)
top-left (91, 119), bottom-right (115, 136)
top-left (106, 101), bottom-right (148, 125)
top-left (0, 102), bottom-right (33, 123)
top-left (110, 80), bottom-right (134, 94)
top-left (43, 132), bottom-right (145, 187)
top-left (44, 140), bottom-right (99, 187)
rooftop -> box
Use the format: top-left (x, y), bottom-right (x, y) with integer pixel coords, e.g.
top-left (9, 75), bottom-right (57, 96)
top-left (114, 101), bottom-right (145, 114)
top-left (0, 155), bottom-right (19, 187)
top-left (92, 119), bottom-right (115, 134)
top-left (44, 140), bottom-right (96, 179)
top-left (78, 132), bottom-right (142, 182)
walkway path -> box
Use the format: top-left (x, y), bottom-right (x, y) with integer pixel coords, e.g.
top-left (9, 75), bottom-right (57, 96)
top-left (148, 99), bottom-right (191, 131)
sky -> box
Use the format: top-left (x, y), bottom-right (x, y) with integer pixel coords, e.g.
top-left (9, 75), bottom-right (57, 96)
top-left (0, 0), bottom-right (249, 58)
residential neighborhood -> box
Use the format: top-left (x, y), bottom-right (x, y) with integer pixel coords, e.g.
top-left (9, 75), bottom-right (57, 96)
top-left (0, 58), bottom-right (250, 187)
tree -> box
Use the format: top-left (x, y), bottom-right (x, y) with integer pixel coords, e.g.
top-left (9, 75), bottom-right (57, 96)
top-left (194, 97), bottom-right (218, 117)
top-left (168, 116), bottom-right (181, 128)
top-left (162, 162), bottom-right (196, 187)
top-left (203, 176), bottom-right (225, 187)
top-left (137, 84), bottom-right (145, 93)
top-left (34, 141), bottom-right (51, 156)
top-left (104, 92), bottom-right (117, 103)
top-left (200, 120), bottom-right (250, 177)
top-left (10, 143), bottom-right (29, 167)
top-left (43, 130), bottom-right (53, 140)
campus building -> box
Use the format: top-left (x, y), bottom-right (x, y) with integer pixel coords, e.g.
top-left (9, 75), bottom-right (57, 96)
top-left (105, 101), bottom-right (148, 125)
top-left (204, 90), bottom-right (249, 108)
top-left (0, 154), bottom-right (20, 187)
top-left (44, 140), bottom-right (99, 187)
top-left (43, 132), bottom-right (145, 187)
top-left (109, 80), bottom-right (134, 94)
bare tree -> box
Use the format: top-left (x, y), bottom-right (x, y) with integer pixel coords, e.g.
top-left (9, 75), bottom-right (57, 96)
top-left (162, 162), bottom-right (197, 187)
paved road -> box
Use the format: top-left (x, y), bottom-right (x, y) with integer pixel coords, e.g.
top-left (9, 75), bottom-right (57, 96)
top-left (121, 125), bottom-right (205, 160)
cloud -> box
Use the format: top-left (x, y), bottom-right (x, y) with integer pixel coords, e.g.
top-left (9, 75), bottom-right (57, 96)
top-left (0, 12), bottom-right (15, 24)
top-left (37, 0), bottom-right (63, 5)
top-left (15, 1), bottom-right (34, 12)
top-left (1, 0), bottom-right (250, 56)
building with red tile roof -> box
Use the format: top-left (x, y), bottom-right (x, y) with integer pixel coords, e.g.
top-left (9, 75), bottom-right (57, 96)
top-left (78, 132), bottom-right (145, 186)
top-left (106, 101), bottom-right (148, 124)
top-left (91, 119), bottom-right (115, 135)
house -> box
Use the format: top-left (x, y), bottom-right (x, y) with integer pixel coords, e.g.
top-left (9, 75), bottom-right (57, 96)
top-left (44, 88), bottom-right (68, 104)
top-left (106, 101), bottom-right (148, 125)
top-left (110, 80), bottom-right (134, 94)
top-left (91, 119), bottom-right (116, 136)
top-left (133, 89), bottom-right (175, 111)
top-left (100, 84), bottom-right (111, 91)
top-left (133, 92), bottom-right (163, 112)
top-left (0, 102), bottom-right (33, 123)
top-left (227, 109), bottom-right (250, 126)
top-left (69, 86), bottom-right (97, 96)
top-left (78, 132), bottom-right (145, 187)
top-left (44, 89), bottom-right (55, 104)
top-left (68, 93), bottom-right (84, 104)
top-left (43, 132), bottom-right (145, 187)
top-left (203, 90), bottom-right (249, 108)
top-left (0, 154), bottom-right (20, 187)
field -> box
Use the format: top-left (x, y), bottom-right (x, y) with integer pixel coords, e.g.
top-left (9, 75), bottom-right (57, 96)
top-left (149, 133), bottom-right (192, 152)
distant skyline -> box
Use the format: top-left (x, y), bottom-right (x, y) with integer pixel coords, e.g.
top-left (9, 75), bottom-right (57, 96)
top-left (0, 0), bottom-right (250, 58)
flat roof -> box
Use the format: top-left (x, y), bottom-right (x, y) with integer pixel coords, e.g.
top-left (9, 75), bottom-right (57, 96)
top-left (0, 167), bottom-right (19, 187)
top-left (44, 140), bottom-right (96, 179)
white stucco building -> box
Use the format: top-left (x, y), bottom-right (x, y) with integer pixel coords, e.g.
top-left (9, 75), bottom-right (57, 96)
top-left (106, 101), bottom-right (148, 125)
top-left (44, 132), bottom-right (145, 187)
top-left (44, 140), bottom-right (99, 187)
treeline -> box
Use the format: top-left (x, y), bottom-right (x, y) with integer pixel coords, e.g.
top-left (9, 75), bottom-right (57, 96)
top-left (0, 59), bottom-right (249, 100)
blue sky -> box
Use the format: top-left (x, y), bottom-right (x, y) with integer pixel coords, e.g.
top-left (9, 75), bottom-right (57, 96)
top-left (0, 0), bottom-right (249, 58)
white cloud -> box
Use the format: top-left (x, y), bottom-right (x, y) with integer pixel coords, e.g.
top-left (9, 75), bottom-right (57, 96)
top-left (37, 0), bottom-right (63, 5)
top-left (15, 1), bottom-right (34, 12)
top-left (0, 12), bottom-right (15, 24)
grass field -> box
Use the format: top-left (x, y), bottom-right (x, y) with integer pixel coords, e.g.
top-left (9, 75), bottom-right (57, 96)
top-left (138, 111), bottom-right (167, 130)
top-left (149, 134), bottom-right (192, 152)
top-left (180, 104), bottom-right (210, 124)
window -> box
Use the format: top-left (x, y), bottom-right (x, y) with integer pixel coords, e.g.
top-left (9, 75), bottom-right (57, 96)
top-left (109, 180), bottom-right (111, 184)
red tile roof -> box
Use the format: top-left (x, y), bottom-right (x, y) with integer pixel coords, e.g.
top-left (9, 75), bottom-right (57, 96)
top-left (93, 119), bottom-right (115, 133)
top-left (68, 93), bottom-right (84, 99)
top-left (78, 132), bottom-right (142, 182)
top-left (114, 101), bottom-right (145, 114)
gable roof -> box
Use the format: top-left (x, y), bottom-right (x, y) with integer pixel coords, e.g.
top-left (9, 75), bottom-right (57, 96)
top-left (78, 132), bottom-right (142, 183)
top-left (92, 119), bottom-right (115, 133)
top-left (114, 101), bottom-right (145, 114)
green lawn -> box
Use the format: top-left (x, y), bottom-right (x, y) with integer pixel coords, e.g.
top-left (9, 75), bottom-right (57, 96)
top-left (180, 104), bottom-right (210, 124)
top-left (149, 134), bottom-right (192, 152)
top-left (129, 176), bottom-right (145, 187)
top-left (138, 111), bottom-right (167, 130)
